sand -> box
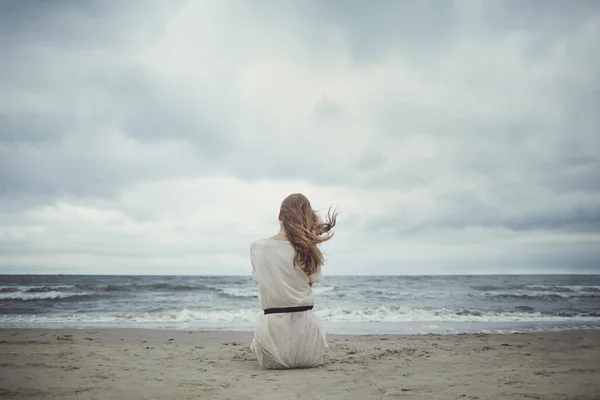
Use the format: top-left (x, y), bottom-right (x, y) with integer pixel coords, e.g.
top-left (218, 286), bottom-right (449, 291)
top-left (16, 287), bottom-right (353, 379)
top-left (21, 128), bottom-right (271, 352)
top-left (0, 328), bottom-right (599, 399)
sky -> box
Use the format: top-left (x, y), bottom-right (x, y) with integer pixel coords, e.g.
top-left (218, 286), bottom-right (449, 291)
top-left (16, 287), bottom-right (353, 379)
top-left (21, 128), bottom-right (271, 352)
top-left (0, 0), bottom-right (599, 275)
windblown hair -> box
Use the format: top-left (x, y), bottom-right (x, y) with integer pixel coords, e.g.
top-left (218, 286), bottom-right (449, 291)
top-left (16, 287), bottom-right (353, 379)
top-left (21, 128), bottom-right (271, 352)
top-left (280, 193), bottom-right (339, 277)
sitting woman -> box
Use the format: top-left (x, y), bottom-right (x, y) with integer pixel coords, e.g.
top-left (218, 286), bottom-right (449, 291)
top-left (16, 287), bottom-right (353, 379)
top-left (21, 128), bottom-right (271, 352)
top-left (250, 193), bottom-right (338, 369)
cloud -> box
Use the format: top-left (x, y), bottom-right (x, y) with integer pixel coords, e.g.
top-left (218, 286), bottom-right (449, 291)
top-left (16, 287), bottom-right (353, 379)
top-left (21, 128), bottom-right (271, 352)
top-left (0, 1), bottom-right (599, 274)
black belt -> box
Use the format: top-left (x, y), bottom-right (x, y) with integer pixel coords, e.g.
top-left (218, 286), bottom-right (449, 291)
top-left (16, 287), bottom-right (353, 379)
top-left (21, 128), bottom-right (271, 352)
top-left (263, 305), bottom-right (314, 315)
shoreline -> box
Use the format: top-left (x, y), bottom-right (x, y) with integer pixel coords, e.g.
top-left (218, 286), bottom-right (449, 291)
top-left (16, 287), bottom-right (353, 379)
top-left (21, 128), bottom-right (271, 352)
top-left (1, 328), bottom-right (599, 399)
top-left (2, 323), bottom-right (599, 336)
top-left (2, 326), bottom-right (600, 338)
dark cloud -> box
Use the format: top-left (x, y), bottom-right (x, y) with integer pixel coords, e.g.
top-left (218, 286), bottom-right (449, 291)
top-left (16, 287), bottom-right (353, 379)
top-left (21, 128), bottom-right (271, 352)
top-left (363, 190), bottom-right (600, 236)
top-left (0, 0), bottom-right (179, 48)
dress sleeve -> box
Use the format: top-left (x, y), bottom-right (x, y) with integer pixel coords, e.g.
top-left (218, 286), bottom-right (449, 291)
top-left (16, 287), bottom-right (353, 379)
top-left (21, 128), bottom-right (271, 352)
top-left (250, 243), bottom-right (258, 285)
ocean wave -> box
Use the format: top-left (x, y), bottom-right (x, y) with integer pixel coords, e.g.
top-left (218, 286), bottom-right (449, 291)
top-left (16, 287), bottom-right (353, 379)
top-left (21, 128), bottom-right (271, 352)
top-left (481, 292), bottom-right (600, 300)
top-left (0, 285), bottom-right (75, 293)
top-left (312, 286), bottom-right (335, 295)
top-left (3, 306), bottom-right (598, 325)
top-left (472, 284), bottom-right (600, 293)
top-left (514, 306), bottom-right (536, 312)
top-left (360, 289), bottom-right (450, 300)
top-left (102, 285), bottom-right (129, 292)
top-left (218, 285), bottom-right (336, 298)
top-left (315, 307), bottom-right (600, 323)
top-left (471, 284), bottom-right (527, 291)
top-left (73, 283), bottom-right (202, 292)
top-left (0, 291), bottom-right (93, 301)
top-left (145, 283), bottom-right (197, 291)
top-left (221, 287), bottom-right (259, 298)
top-left (111, 308), bottom-right (260, 322)
top-left (0, 308), bottom-right (261, 324)
top-left (525, 285), bottom-right (600, 293)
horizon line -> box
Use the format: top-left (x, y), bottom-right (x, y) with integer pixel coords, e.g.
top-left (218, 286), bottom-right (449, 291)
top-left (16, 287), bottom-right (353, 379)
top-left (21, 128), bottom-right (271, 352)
top-left (1, 273), bottom-right (599, 277)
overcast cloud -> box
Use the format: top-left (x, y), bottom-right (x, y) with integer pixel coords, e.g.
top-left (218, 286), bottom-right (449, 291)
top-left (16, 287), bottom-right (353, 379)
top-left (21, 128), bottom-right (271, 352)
top-left (1, 0), bottom-right (599, 275)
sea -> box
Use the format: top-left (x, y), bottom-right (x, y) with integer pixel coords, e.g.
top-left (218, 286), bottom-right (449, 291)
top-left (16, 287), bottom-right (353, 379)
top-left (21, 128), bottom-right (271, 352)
top-left (1, 275), bottom-right (599, 335)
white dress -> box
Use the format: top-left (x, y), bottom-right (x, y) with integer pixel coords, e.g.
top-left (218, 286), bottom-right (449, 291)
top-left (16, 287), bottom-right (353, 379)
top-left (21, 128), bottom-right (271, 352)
top-left (249, 238), bottom-right (328, 369)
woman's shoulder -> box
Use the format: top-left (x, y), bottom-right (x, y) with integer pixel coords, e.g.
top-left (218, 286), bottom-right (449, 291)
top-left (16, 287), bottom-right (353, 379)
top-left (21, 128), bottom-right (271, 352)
top-left (251, 237), bottom-right (292, 252)
top-left (251, 238), bottom-right (267, 249)
top-left (250, 238), bottom-right (272, 251)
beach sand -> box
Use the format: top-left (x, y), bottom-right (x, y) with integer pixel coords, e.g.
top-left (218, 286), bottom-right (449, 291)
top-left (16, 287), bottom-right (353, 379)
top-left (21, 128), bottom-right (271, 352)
top-left (0, 328), bottom-right (598, 399)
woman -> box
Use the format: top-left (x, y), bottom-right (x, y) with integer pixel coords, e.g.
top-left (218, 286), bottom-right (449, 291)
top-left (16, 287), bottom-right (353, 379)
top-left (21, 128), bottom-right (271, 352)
top-left (250, 193), bottom-right (338, 369)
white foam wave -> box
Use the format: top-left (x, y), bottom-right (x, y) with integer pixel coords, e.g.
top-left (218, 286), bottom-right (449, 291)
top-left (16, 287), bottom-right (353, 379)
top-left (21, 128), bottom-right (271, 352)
top-left (525, 285), bottom-right (600, 292)
top-left (113, 308), bottom-right (260, 322)
top-left (312, 286), bottom-right (335, 294)
top-left (222, 287), bottom-right (258, 298)
top-left (0, 308), bottom-right (261, 324)
top-left (315, 307), bottom-right (600, 323)
top-left (0, 285), bottom-right (75, 292)
top-left (2, 307), bottom-right (598, 325)
top-left (0, 291), bottom-right (91, 300)
top-left (477, 291), bottom-right (600, 299)
top-left (363, 289), bottom-right (451, 300)
top-left (221, 286), bottom-right (335, 297)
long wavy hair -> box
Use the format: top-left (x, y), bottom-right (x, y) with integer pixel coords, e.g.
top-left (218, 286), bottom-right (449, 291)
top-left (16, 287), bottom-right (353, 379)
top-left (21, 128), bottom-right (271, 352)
top-left (279, 193), bottom-right (338, 276)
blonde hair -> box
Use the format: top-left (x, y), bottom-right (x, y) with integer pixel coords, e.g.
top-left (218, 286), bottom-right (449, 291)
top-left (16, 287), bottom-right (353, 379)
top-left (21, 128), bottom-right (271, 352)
top-left (280, 194), bottom-right (338, 276)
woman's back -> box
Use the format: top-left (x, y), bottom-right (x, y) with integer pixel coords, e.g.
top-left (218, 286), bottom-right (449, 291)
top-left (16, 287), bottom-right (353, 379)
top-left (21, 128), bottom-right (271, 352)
top-left (249, 193), bottom-right (337, 370)
top-left (250, 238), bottom-right (327, 370)
top-left (251, 238), bottom-right (322, 310)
